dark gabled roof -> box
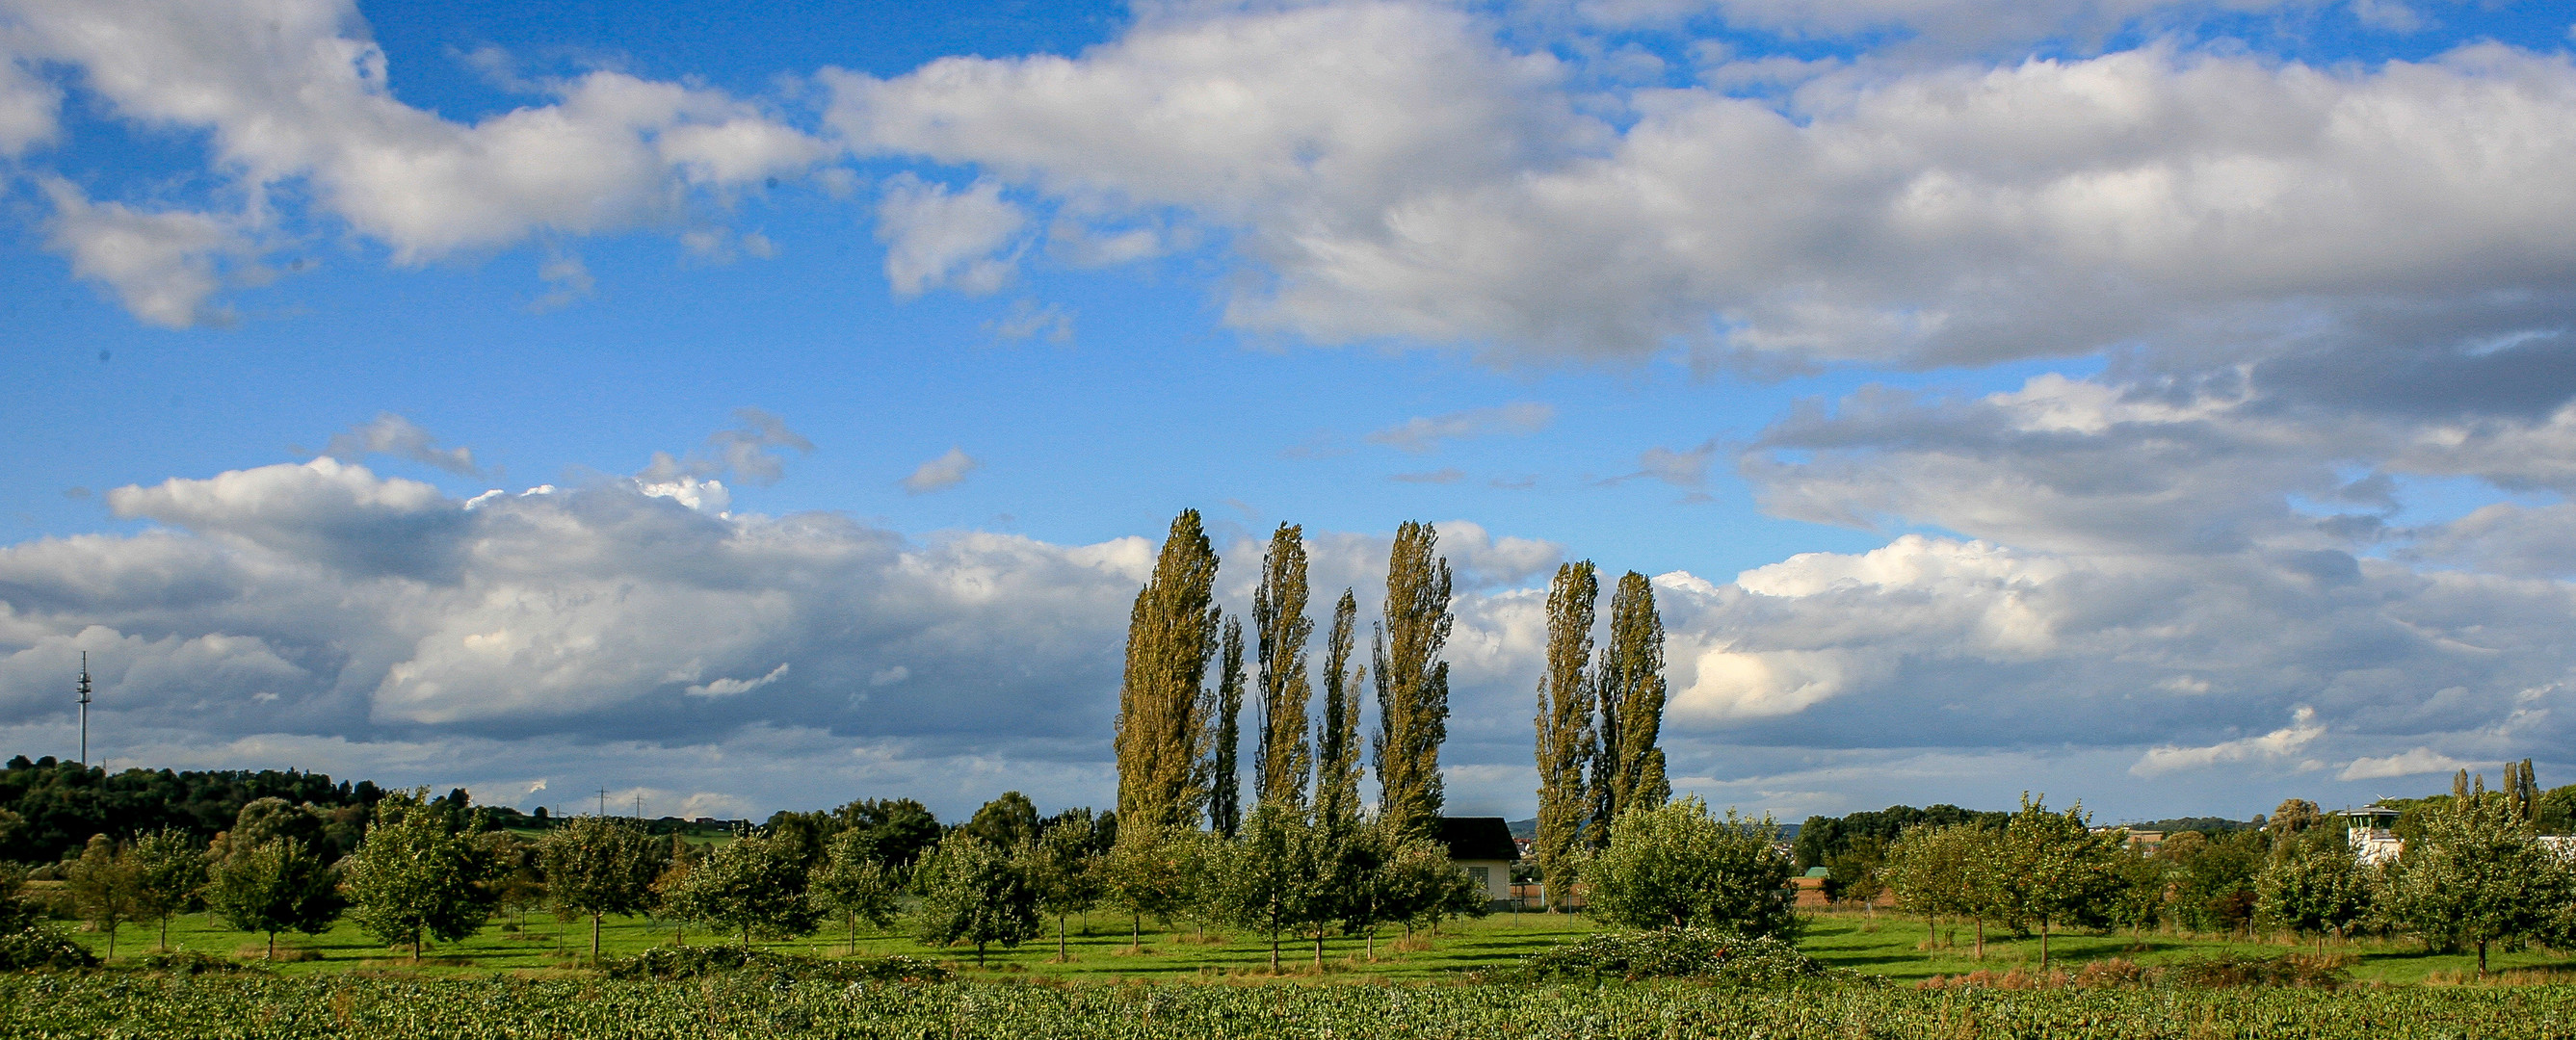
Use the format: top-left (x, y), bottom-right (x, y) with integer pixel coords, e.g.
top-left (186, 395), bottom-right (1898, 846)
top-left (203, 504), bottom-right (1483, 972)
top-left (1437, 817), bottom-right (1518, 862)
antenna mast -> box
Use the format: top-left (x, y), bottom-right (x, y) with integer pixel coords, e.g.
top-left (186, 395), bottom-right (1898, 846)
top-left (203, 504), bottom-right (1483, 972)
top-left (76, 651), bottom-right (92, 767)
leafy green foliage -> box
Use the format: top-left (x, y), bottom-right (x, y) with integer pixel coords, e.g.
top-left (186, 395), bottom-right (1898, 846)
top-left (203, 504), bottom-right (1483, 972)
top-left (1532, 560), bottom-right (1595, 912)
top-left (343, 792), bottom-right (498, 959)
top-left (1796, 804), bottom-right (2013, 871)
top-left (1589, 570), bottom-right (1669, 845)
top-left (813, 827), bottom-right (906, 952)
top-left (1371, 520), bottom-right (1452, 838)
top-left (1502, 926), bottom-right (1843, 985)
top-left (1115, 508), bottom-right (1222, 835)
top-left (2376, 785), bottom-right (2576, 973)
top-left (38, 975), bottom-right (2576, 1039)
top-left (128, 827), bottom-right (208, 951)
top-left (0, 865), bottom-right (97, 970)
top-left (1987, 794), bottom-right (2123, 967)
top-left (911, 835), bottom-right (1039, 964)
top-left (2163, 951), bottom-right (2354, 989)
top-left (1584, 797), bottom-right (1796, 938)
top-left (541, 816), bottom-right (669, 960)
top-left (65, 833), bottom-right (141, 959)
top-left (1251, 522), bottom-right (1314, 812)
top-left (0, 755), bottom-right (385, 865)
top-left (2258, 835), bottom-right (2372, 942)
top-left (663, 827), bottom-right (822, 949)
top-left (1022, 813), bottom-right (1102, 958)
top-left (601, 945), bottom-right (951, 982)
top-left (206, 836), bottom-right (342, 958)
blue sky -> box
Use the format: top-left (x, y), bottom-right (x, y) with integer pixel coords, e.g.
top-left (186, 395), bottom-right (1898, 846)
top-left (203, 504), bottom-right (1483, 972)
top-left (5, 0), bottom-right (2576, 824)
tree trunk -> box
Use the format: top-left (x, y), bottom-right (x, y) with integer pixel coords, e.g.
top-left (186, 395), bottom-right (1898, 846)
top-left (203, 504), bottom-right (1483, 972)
top-left (159, 914), bottom-right (171, 952)
top-left (104, 922), bottom-right (115, 962)
top-left (741, 923), bottom-right (751, 951)
top-left (2478, 940), bottom-right (2489, 977)
top-left (1057, 915), bottom-right (1068, 960)
top-left (413, 930), bottom-right (422, 962)
top-left (1314, 933), bottom-right (1325, 970)
top-left (267, 930), bottom-right (277, 961)
top-left (2039, 919), bottom-right (2050, 971)
top-left (1365, 928), bottom-right (1375, 961)
top-left (1270, 930), bottom-right (1280, 971)
top-left (1973, 918), bottom-right (1985, 960)
top-left (592, 912), bottom-right (603, 964)
top-left (851, 914), bottom-right (860, 957)
top-left (976, 941), bottom-right (987, 967)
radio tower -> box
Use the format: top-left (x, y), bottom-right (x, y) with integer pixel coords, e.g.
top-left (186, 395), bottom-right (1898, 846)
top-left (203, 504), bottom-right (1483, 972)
top-left (76, 651), bottom-right (93, 767)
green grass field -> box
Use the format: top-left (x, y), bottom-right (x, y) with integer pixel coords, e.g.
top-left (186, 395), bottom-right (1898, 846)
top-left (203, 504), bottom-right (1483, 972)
top-left (59, 904), bottom-right (2576, 986)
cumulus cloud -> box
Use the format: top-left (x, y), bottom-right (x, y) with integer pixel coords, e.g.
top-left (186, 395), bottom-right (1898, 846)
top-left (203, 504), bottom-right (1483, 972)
top-left (1366, 403), bottom-right (1555, 453)
top-left (2339, 746), bottom-right (2474, 781)
top-left (39, 179), bottom-right (248, 328)
top-left (320, 414), bottom-right (479, 476)
top-left (2130, 707), bottom-right (2324, 776)
top-left (875, 173), bottom-right (1027, 296)
top-left (826, 5), bottom-right (2576, 376)
top-left (0, 55), bottom-right (62, 157)
top-left (7, 0), bottom-right (825, 325)
top-left (901, 447), bottom-right (981, 493)
top-left (12, 444), bottom-right (2576, 819)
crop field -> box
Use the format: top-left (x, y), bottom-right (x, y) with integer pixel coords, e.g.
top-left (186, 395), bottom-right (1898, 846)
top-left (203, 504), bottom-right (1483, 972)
top-left (28, 907), bottom-right (2576, 1038)
top-left (9, 974), bottom-right (2576, 1040)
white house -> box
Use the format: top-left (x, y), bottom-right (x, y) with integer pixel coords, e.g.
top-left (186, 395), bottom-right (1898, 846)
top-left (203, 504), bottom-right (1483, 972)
top-left (1436, 817), bottom-right (1519, 908)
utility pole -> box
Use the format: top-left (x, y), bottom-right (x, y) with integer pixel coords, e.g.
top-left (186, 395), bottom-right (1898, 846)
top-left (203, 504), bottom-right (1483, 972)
top-left (76, 651), bottom-right (92, 767)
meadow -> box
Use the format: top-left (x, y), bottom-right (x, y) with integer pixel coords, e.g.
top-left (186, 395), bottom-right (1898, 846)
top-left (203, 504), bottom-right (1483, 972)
top-left (53, 903), bottom-right (2576, 986)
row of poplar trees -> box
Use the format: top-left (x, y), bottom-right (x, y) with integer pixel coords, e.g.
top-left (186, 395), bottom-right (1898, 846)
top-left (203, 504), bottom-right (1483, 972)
top-left (1114, 510), bottom-right (1455, 841)
top-left (1532, 561), bottom-right (1673, 911)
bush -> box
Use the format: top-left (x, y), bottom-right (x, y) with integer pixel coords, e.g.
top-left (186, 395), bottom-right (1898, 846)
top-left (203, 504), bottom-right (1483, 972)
top-left (133, 949), bottom-right (264, 975)
top-left (2164, 952), bottom-right (2351, 990)
top-left (1499, 926), bottom-right (1848, 986)
top-left (1584, 799), bottom-right (1799, 939)
top-left (0, 923), bottom-right (100, 971)
top-left (600, 946), bottom-right (951, 983)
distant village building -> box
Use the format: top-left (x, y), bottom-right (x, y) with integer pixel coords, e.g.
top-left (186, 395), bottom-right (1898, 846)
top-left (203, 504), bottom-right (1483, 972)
top-left (1436, 817), bottom-right (1519, 908)
top-left (1792, 867), bottom-right (1831, 908)
top-left (2343, 804), bottom-right (2404, 866)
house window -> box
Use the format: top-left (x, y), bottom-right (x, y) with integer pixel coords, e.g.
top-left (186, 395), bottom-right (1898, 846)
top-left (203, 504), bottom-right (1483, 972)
top-left (1469, 866), bottom-right (1489, 889)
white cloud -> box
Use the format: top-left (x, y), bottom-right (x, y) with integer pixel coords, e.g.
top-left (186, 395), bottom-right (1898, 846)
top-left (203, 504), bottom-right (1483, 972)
top-left (1365, 403), bottom-right (1556, 453)
top-left (901, 447), bottom-right (981, 493)
top-left (2339, 746), bottom-right (2473, 781)
top-left (2130, 706), bottom-right (2324, 775)
top-left (828, 7), bottom-right (2576, 372)
top-left (39, 179), bottom-right (247, 327)
top-left (13, 446), bottom-right (2576, 819)
top-left (7, 0), bottom-right (824, 324)
top-left (875, 173), bottom-right (1027, 296)
top-left (685, 663), bottom-right (790, 698)
top-left (320, 414), bottom-right (479, 476)
top-left (0, 55), bottom-right (62, 157)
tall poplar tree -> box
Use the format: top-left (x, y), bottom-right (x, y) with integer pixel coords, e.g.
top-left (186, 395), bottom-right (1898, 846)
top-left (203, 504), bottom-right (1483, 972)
top-left (1372, 521), bottom-right (1453, 838)
top-left (1208, 617), bottom-right (1247, 838)
top-left (1315, 589), bottom-right (1365, 830)
top-left (1532, 560), bottom-right (1598, 911)
top-left (1590, 570), bottom-right (1670, 847)
top-left (1115, 508), bottom-right (1222, 833)
top-left (1252, 524), bottom-right (1315, 810)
